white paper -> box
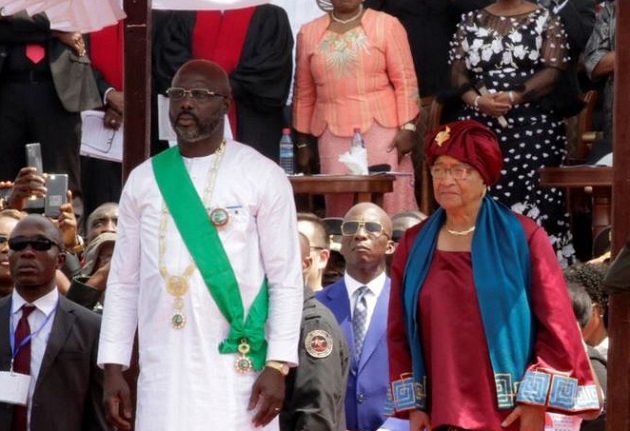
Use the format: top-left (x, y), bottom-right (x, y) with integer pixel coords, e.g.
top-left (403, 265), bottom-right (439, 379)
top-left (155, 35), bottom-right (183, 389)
top-left (544, 412), bottom-right (582, 431)
top-left (80, 110), bottom-right (123, 163)
top-left (158, 94), bottom-right (233, 147)
top-left (338, 146), bottom-right (368, 175)
top-left (0, 371), bottom-right (31, 406)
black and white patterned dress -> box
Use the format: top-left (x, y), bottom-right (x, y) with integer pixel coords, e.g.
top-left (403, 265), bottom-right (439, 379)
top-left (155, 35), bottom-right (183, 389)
top-left (450, 8), bottom-right (574, 266)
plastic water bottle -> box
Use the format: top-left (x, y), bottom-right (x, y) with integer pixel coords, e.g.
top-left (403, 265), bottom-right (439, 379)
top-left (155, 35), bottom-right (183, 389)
top-left (279, 128), bottom-right (294, 175)
top-left (350, 127), bottom-right (368, 174)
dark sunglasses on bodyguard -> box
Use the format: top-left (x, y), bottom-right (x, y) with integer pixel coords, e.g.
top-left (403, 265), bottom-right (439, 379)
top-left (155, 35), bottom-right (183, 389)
top-left (8, 237), bottom-right (59, 252)
top-left (341, 221), bottom-right (387, 237)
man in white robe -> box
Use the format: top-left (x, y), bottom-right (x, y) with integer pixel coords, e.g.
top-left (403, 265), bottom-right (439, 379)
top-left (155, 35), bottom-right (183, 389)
top-left (97, 59), bottom-right (303, 431)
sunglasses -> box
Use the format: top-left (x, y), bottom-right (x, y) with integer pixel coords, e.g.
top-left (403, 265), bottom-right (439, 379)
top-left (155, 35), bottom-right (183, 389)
top-left (8, 237), bottom-right (59, 252)
top-left (166, 87), bottom-right (227, 102)
top-left (341, 220), bottom-right (387, 237)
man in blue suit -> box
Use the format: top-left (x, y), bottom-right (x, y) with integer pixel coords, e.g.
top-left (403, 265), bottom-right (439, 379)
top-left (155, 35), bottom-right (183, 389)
top-left (316, 203), bottom-right (407, 431)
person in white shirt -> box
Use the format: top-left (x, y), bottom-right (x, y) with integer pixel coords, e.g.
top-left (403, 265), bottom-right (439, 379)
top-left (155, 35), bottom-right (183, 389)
top-left (98, 59), bottom-right (303, 431)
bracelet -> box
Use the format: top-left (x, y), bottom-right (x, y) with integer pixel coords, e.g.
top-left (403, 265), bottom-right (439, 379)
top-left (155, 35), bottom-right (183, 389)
top-left (508, 91), bottom-right (515, 103)
top-left (296, 142), bottom-right (309, 149)
top-left (473, 95), bottom-right (481, 109)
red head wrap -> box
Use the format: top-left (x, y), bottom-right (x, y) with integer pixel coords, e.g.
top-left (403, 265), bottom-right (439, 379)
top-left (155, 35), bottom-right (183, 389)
top-left (424, 120), bottom-right (503, 185)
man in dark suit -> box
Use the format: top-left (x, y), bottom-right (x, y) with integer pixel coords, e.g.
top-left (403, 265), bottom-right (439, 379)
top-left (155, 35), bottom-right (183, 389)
top-left (0, 214), bottom-right (108, 431)
top-left (316, 203), bottom-right (407, 431)
top-left (0, 12), bottom-right (102, 200)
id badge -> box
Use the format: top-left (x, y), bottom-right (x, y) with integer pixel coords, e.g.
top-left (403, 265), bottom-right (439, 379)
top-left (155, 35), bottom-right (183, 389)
top-left (0, 371), bottom-right (31, 405)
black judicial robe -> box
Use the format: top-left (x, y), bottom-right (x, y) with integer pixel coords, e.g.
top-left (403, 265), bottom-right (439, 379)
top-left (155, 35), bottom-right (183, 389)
top-left (154, 5), bottom-right (294, 162)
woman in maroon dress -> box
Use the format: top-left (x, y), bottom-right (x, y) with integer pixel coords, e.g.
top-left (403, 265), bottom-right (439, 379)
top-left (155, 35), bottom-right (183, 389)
top-left (387, 120), bottom-right (602, 431)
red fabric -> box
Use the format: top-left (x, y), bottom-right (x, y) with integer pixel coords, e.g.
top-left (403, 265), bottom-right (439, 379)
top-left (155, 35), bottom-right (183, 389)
top-left (90, 22), bottom-right (124, 90)
top-left (11, 305), bottom-right (35, 431)
top-left (388, 215), bottom-right (597, 426)
top-left (25, 44), bottom-right (45, 64)
top-left (192, 8), bottom-right (256, 134)
top-left (419, 251), bottom-right (514, 430)
top-left (424, 119), bottom-right (503, 186)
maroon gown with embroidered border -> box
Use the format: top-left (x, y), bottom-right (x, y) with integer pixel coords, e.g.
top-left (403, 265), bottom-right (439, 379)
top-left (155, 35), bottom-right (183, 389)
top-left (387, 214), bottom-right (597, 430)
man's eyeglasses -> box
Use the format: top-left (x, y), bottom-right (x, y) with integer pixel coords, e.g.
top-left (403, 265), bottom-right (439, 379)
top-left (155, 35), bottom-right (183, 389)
top-left (341, 221), bottom-right (387, 237)
top-left (430, 165), bottom-right (471, 180)
top-left (8, 237), bottom-right (59, 252)
top-left (165, 87), bottom-right (227, 102)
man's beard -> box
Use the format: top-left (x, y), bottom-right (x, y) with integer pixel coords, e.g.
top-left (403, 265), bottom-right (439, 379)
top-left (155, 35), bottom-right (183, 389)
top-left (171, 111), bottom-right (222, 143)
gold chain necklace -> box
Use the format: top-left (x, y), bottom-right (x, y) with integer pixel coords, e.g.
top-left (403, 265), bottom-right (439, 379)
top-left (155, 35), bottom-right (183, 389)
top-left (445, 225), bottom-right (476, 236)
top-left (159, 140), bottom-right (226, 329)
top-left (330, 5), bottom-right (363, 24)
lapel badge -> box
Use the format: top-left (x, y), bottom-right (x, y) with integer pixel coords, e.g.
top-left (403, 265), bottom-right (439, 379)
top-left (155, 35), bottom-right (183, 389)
top-left (209, 207), bottom-right (230, 227)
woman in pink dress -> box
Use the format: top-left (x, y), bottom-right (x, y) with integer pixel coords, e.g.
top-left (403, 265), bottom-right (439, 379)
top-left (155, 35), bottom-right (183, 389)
top-left (293, 0), bottom-right (419, 217)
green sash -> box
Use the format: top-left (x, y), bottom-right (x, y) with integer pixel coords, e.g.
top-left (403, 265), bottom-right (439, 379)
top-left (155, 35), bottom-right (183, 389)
top-left (152, 146), bottom-right (269, 371)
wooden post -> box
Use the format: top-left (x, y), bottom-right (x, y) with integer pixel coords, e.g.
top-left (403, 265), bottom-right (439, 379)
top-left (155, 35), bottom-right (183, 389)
top-left (607, 1), bottom-right (630, 429)
top-left (120, 1), bottom-right (151, 428)
top-left (122, 0), bottom-right (152, 180)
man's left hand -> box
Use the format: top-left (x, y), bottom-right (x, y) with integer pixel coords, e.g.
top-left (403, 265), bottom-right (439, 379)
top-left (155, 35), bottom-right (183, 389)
top-left (387, 129), bottom-right (418, 164)
top-left (248, 367), bottom-right (286, 427)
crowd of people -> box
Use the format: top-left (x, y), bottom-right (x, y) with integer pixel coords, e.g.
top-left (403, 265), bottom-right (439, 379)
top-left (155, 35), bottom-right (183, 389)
top-left (0, 1), bottom-right (622, 431)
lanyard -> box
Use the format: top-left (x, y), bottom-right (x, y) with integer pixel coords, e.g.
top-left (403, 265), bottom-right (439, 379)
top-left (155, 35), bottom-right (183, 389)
top-left (9, 300), bottom-right (58, 373)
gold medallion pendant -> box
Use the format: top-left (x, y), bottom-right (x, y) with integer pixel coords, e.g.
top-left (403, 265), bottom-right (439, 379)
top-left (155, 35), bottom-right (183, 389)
top-left (166, 276), bottom-right (189, 297)
top-left (234, 340), bottom-right (253, 373)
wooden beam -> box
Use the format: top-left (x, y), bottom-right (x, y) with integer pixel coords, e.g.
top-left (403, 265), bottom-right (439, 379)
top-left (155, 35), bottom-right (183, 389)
top-left (607, 1), bottom-right (630, 429)
top-left (123, 0), bottom-right (152, 180)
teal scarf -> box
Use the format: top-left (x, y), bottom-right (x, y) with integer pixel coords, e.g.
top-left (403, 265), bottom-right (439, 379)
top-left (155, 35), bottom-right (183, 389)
top-left (403, 196), bottom-right (533, 409)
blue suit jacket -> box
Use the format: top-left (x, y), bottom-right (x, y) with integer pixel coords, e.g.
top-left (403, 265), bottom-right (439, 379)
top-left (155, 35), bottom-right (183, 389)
top-left (316, 277), bottom-right (408, 431)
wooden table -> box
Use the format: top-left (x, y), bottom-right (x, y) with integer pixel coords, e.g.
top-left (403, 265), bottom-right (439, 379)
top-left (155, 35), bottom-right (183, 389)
top-left (538, 166), bottom-right (613, 239)
top-left (289, 174), bottom-right (395, 211)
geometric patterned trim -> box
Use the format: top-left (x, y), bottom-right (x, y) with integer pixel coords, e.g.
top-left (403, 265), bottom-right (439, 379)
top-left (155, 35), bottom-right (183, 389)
top-left (548, 375), bottom-right (578, 410)
top-left (384, 388), bottom-right (395, 416)
top-left (414, 376), bottom-right (427, 410)
top-left (516, 370), bottom-right (551, 406)
top-left (389, 375), bottom-right (427, 412)
top-left (574, 385), bottom-right (600, 411)
top-left (392, 376), bottom-right (417, 410)
top-left (516, 370), bottom-right (601, 413)
top-left (495, 373), bottom-right (516, 409)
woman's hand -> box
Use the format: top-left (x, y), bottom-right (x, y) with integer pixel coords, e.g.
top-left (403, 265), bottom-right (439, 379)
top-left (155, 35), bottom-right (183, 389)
top-left (409, 409), bottom-right (432, 431)
top-left (501, 404), bottom-right (546, 431)
top-left (477, 93), bottom-right (513, 118)
top-left (388, 129), bottom-right (418, 163)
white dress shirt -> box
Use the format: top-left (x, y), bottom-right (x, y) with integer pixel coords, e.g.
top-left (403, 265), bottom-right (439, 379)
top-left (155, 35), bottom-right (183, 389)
top-left (344, 271), bottom-right (387, 326)
top-left (11, 288), bottom-right (59, 428)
